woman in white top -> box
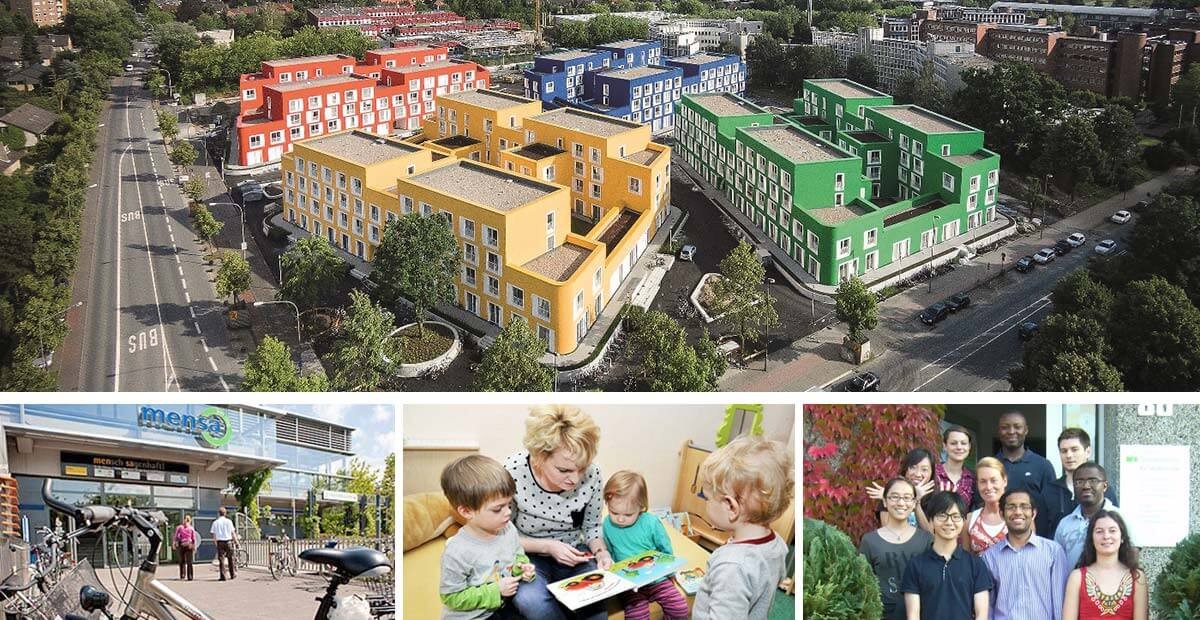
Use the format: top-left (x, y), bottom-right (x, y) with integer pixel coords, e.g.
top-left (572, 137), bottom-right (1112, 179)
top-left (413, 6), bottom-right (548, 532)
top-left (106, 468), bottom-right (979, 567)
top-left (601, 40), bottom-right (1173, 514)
top-left (963, 457), bottom-right (1007, 555)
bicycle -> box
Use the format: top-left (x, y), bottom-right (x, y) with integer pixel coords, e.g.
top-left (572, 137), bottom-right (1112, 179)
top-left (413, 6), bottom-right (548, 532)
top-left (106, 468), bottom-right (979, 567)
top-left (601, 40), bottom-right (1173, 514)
top-left (42, 479), bottom-right (393, 620)
top-left (235, 543), bottom-right (249, 570)
top-left (269, 535), bottom-right (298, 580)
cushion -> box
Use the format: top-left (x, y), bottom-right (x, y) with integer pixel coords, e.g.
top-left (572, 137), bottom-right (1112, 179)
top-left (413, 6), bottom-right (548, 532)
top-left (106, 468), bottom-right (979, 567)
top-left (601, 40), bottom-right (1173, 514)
top-left (402, 492), bottom-right (456, 552)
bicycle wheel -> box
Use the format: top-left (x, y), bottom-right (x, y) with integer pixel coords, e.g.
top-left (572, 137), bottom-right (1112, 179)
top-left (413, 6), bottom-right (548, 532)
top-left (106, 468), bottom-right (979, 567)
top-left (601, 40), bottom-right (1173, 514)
top-left (236, 548), bottom-right (249, 569)
top-left (269, 553), bottom-right (280, 580)
top-left (286, 555), bottom-right (297, 577)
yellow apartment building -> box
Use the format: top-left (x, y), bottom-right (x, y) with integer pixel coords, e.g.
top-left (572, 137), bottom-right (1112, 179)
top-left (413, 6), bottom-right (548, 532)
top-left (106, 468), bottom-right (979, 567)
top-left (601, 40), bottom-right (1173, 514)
top-left (279, 90), bottom-right (674, 354)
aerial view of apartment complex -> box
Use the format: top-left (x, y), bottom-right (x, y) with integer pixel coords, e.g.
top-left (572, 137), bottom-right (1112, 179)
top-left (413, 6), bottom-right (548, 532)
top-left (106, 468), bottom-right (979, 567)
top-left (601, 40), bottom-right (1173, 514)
top-left (675, 79), bottom-right (999, 286)
top-left (280, 88), bottom-right (670, 353)
top-left (234, 45), bottom-right (490, 167)
top-left (522, 39), bottom-right (745, 132)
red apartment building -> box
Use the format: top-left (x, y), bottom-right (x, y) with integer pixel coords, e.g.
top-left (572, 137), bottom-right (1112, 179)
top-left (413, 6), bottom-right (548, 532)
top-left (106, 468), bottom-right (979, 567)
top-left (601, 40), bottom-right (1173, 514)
top-left (234, 45), bottom-right (490, 167)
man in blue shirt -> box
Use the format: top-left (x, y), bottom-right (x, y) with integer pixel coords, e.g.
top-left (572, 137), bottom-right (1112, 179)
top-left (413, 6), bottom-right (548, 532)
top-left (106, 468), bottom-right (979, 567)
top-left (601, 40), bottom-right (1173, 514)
top-left (1045, 428), bottom-right (1119, 534)
top-left (981, 489), bottom-right (1069, 620)
top-left (994, 411), bottom-right (1058, 538)
top-left (1054, 462), bottom-right (1119, 569)
top-left (901, 491), bottom-right (992, 620)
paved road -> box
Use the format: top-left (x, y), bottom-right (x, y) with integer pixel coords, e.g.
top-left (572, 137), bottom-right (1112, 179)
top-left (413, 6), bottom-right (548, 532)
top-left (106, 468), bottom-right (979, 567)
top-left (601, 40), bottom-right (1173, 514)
top-left (836, 211), bottom-right (1138, 392)
top-left (65, 51), bottom-right (239, 392)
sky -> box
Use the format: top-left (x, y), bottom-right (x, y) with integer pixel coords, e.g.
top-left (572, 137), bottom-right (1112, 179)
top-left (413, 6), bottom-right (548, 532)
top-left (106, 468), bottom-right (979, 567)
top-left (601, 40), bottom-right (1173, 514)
top-left (277, 403), bottom-right (396, 473)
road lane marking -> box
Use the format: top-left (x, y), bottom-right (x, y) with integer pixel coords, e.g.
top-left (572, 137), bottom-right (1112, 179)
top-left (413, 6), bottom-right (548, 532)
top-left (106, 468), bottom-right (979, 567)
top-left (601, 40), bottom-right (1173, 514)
top-left (177, 266), bottom-right (183, 276)
top-left (184, 292), bottom-right (190, 304)
top-left (169, 233), bottom-right (174, 243)
top-left (113, 95), bottom-right (129, 391)
top-left (200, 337), bottom-right (209, 352)
top-left (180, 279), bottom-right (187, 290)
top-left (916, 295), bottom-right (1052, 373)
top-left (912, 296), bottom-right (1052, 391)
top-left (207, 356), bottom-right (218, 372)
top-left (172, 243), bottom-right (177, 253)
top-left (174, 254), bottom-right (180, 264)
top-left (188, 307), bottom-right (195, 318)
top-left (219, 375), bottom-right (230, 391)
top-left (193, 321), bottom-right (201, 334)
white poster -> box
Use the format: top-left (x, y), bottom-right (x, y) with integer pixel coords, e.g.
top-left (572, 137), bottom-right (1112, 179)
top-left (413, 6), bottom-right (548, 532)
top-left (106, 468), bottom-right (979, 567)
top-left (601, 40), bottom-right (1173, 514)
top-left (1119, 444), bottom-right (1191, 548)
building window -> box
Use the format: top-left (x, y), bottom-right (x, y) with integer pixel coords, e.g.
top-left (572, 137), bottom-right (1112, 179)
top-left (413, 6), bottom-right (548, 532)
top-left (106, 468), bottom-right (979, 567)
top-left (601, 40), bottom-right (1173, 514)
top-left (629, 177), bottom-right (641, 194)
top-left (837, 237), bottom-right (851, 259)
top-left (508, 285), bottom-right (525, 309)
top-left (484, 225), bottom-right (499, 248)
top-left (864, 228), bottom-right (877, 248)
top-left (533, 295), bottom-right (551, 320)
top-left (942, 172), bottom-right (955, 192)
top-left (461, 218), bottom-right (475, 239)
top-left (486, 251), bottom-right (501, 274)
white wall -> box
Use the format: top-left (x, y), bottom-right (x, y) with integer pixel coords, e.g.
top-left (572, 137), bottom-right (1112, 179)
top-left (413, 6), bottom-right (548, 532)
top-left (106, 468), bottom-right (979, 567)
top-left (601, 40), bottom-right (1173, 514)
top-left (403, 403), bottom-right (794, 511)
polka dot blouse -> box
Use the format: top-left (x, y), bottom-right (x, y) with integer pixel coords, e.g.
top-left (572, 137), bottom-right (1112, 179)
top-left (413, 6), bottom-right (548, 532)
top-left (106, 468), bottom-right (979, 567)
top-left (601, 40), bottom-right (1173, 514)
top-left (504, 450), bottom-right (604, 547)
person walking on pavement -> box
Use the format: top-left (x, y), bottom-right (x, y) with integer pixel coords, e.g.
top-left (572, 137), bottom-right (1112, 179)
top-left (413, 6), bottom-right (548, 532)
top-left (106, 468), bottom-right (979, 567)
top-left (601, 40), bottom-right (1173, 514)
top-left (211, 507), bottom-right (238, 581)
top-left (173, 515), bottom-right (198, 581)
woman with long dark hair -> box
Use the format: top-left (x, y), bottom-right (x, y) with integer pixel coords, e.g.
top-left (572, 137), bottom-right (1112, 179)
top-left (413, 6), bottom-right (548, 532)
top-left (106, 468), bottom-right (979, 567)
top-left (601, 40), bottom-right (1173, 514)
top-left (868, 448), bottom-right (937, 531)
top-left (1062, 510), bottom-right (1147, 620)
top-left (858, 478), bottom-right (933, 620)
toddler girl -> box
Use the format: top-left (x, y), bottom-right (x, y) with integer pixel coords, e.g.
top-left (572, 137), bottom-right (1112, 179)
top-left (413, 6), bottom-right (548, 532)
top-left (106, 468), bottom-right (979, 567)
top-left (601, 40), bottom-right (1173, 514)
top-left (602, 471), bottom-right (690, 620)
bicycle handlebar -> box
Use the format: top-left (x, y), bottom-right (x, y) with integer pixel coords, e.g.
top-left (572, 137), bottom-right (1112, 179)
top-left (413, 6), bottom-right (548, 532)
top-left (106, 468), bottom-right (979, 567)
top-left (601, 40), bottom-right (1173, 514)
top-left (41, 480), bottom-right (161, 539)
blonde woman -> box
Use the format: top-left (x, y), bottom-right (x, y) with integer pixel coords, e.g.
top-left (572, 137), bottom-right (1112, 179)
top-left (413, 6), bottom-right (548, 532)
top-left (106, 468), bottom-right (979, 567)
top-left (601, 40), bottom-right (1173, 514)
top-left (964, 457), bottom-right (1008, 555)
top-left (504, 405), bottom-right (609, 620)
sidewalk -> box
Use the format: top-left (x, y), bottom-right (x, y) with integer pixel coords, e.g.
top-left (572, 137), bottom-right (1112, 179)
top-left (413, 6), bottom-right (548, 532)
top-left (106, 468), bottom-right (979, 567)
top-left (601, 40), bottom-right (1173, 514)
top-left (718, 165), bottom-right (1198, 392)
top-left (92, 562), bottom-right (379, 619)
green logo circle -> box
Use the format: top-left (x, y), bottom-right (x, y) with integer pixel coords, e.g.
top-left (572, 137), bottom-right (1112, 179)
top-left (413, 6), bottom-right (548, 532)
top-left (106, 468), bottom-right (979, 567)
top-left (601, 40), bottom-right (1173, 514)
top-left (200, 406), bottom-right (231, 448)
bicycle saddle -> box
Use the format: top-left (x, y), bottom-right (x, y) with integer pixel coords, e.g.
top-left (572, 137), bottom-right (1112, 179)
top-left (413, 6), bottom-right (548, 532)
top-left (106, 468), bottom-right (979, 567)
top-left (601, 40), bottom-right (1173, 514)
top-left (298, 547), bottom-right (391, 578)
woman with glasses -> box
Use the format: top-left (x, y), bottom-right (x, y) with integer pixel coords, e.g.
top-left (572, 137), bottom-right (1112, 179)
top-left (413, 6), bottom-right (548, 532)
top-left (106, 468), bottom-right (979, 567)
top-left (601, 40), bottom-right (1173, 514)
top-left (1062, 510), bottom-right (1147, 620)
top-left (867, 448), bottom-right (938, 531)
top-left (964, 457), bottom-right (1008, 555)
top-left (935, 425), bottom-right (975, 508)
top-left (859, 478), bottom-right (933, 620)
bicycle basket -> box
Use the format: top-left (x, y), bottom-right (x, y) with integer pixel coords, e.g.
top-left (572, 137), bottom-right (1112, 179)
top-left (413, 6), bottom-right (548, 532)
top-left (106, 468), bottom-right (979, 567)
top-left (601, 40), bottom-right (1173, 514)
top-left (24, 558), bottom-right (108, 620)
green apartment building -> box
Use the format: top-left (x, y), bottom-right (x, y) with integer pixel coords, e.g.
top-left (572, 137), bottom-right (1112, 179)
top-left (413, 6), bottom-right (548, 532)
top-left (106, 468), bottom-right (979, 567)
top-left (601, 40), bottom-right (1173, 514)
top-left (674, 79), bottom-right (1001, 286)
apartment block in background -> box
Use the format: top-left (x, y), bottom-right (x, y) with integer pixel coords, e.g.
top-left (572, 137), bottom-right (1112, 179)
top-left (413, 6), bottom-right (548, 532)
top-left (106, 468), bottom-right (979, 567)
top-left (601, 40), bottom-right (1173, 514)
top-left (279, 87), bottom-right (671, 353)
top-left (675, 79), bottom-right (1000, 287)
top-left (234, 46), bottom-right (489, 167)
top-left (5, 0), bottom-right (66, 27)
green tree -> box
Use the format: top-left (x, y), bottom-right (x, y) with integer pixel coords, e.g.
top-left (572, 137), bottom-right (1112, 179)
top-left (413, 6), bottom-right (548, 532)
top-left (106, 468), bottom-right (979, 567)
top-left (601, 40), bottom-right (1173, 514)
top-left (1033, 115), bottom-right (1102, 194)
top-left (746, 35), bottom-right (785, 91)
top-left (712, 241), bottom-right (779, 349)
top-left (553, 20), bottom-right (589, 48)
top-left (242, 335), bottom-right (330, 391)
top-left (1109, 277), bottom-right (1200, 391)
top-left (183, 177), bottom-right (205, 204)
top-left (0, 125), bottom-right (25, 151)
top-left (952, 63), bottom-right (1068, 163)
top-left (330, 290), bottom-right (399, 392)
top-left (1169, 64), bottom-right (1200, 127)
top-left (170, 141), bottom-right (197, 167)
top-left (1050, 269), bottom-right (1113, 326)
top-left (215, 251), bottom-right (251, 304)
top-left (63, 0), bottom-right (140, 60)
top-left (624, 307), bottom-right (724, 391)
top-left (191, 205), bottom-right (223, 248)
top-left (380, 453), bottom-right (395, 537)
top-left (834, 276), bottom-right (877, 343)
top-left (344, 458), bottom-right (381, 536)
top-left (1093, 104), bottom-right (1141, 186)
top-left (845, 54), bottom-right (878, 88)
top-left (228, 469), bottom-right (272, 526)
top-left (473, 318), bottom-right (553, 392)
top-left (1010, 313), bottom-right (1123, 391)
top-left (151, 21), bottom-right (199, 87)
top-left (279, 235), bottom-right (344, 309)
top-left (371, 213), bottom-right (457, 336)
top-left (156, 109), bottom-right (179, 142)
top-left (1125, 194), bottom-right (1200, 306)
top-left (894, 63), bottom-right (948, 113)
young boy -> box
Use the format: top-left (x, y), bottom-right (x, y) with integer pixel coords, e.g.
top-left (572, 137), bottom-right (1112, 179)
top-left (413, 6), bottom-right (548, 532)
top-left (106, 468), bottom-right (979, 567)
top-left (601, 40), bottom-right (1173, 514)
top-left (439, 455), bottom-right (535, 620)
top-left (692, 436), bottom-right (794, 620)
top-left (900, 491), bottom-right (992, 620)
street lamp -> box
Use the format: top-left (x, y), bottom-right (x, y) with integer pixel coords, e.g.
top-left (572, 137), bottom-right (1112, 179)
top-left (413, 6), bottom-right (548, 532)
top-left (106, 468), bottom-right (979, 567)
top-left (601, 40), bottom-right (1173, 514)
top-left (762, 277), bottom-right (775, 371)
top-left (210, 201), bottom-right (246, 260)
top-left (1040, 173), bottom-right (1054, 240)
top-left (929, 215), bottom-right (940, 293)
top-left (549, 349), bottom-right (559, 392)
top-left (37, 301), bottom-right (84, 368)
top-left (253, 300), bottom-right (302, 344)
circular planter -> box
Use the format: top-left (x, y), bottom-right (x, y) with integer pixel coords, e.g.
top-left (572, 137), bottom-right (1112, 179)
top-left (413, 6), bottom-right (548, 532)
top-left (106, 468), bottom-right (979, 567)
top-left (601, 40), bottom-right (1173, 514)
top-left (388, 321), bottom-right (461, 378)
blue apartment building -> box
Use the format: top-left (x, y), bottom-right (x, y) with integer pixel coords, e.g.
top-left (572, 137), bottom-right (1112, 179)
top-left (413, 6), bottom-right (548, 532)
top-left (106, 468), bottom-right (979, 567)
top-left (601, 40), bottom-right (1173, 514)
top-left (524, 39), bottom-right (745, 133)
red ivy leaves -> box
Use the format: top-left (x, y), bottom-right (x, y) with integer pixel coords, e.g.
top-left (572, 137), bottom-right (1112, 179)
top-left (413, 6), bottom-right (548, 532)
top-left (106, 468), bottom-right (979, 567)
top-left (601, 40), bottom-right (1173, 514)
top-left (803, 404), bottom-right (943, 545)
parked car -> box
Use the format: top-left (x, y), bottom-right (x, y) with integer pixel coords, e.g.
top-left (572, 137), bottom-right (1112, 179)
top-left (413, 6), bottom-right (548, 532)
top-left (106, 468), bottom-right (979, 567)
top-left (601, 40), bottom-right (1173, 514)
top-left (835, 371), bottom-right (880, 392)
top-left (1110, 210), bottom-right (1132, 224)
top-left (1066, 232), bottom-right (1086, 247)
top-left (945, 292), bottom-right (971, 311)
top-left (1132, 200), bottom-right (1149, 212)
top-left (124, 63), bottom-right (134, 72)
top-left (1017, 321), bottom-right (1039, 340)
top-left (920, 302), bottom-right (952, 325)
top-left (1095, 239), bottom-right (1118, 255)
top-left (1015, 256), bottom-right (1035, 273)
top-left (678, 244), bottom-right (697, 261)
top-left (1033, 248), bottom-right (1057, 264)
top-left (1053, 240), bottom-right (1073, 256)
top-left (236, 179), bottom-right (265, 202)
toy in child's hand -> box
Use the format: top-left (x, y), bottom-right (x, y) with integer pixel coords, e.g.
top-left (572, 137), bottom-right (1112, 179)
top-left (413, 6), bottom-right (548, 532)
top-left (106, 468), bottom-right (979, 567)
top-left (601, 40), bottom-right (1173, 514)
top-left (510, 562), bottom-right (536, 582)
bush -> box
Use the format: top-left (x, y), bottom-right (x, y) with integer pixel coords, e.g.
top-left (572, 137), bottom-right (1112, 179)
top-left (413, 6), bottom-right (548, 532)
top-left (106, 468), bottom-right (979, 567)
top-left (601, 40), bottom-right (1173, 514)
top-left (1144, 141), bottom-right (1188, 171)
top-left (803, 518), bottom-right (882, 619)
top-left (1154, 532), bottom-right (1200, 619)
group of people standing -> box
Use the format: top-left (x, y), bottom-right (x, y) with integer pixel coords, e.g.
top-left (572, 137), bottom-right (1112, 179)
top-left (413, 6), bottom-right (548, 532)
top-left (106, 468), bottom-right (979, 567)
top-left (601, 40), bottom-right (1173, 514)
top-left (858, 412), bottom-right (1146, 620)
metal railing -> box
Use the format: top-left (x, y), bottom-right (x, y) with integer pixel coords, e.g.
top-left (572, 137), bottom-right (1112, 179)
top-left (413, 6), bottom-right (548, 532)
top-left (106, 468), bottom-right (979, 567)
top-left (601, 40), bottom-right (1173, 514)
top-left (238, 536), bottom-right (393, 574)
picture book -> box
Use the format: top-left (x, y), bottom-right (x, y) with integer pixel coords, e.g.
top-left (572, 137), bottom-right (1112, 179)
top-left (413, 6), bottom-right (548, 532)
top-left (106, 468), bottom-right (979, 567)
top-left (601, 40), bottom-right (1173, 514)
top-left (547, 551), bottom-right (688, 610)
top-left (674, 566), bottom-right (705, 595)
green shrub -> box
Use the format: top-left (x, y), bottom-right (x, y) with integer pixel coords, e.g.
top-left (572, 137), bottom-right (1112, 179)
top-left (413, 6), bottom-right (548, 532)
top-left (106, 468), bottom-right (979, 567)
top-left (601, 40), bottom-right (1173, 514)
top-left (1155, 532), bottom-right (1200, 618)
top-left (803, 518), bottom-right (882, 620)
